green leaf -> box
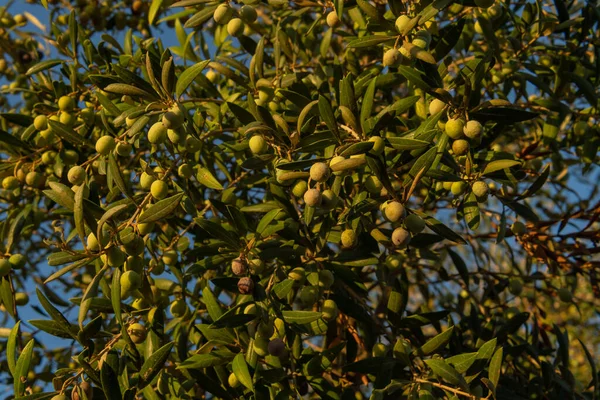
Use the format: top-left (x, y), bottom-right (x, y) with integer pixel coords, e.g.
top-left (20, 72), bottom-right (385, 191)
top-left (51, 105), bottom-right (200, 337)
top-left (104, 83), bottom-right (157, 100)
top-left (482, 159), bottom-right (521, 175)
top-left (111, 268), bottom-right (122, 326)
top-left (403, 146), bottom-right (437, 186)
top-left (25, 59), bottom-right (64, 76)
top-left (178, 350), bottom-right (235, 369)
top-left (424, 359), bottom-right (468, 390)
top-left (44, 181), bottom-right (75, 211)
top-left (197, 167), bottom-right (223, 190)
top-left (517, 164), bottom-right (550, 199)
top-left (48, 120), bottom-right (90, 147)
top-left (347, 35), bottom-right (396, 48)
top-left (45, 256), bottom-right (97, 284)
top-left (101, 360), bottom-right (122, 400)
top-left (256, 208), bottom-right (282, 237)
top-left (28, 319), bottom-right (75, 338)
top-left (148, 0), bottom-right (164, 25)
top-left (139, 342), bottom-right (174, 389)
top-left (7, 322), bottom-right (20, 377)
top-left (138, 192), bottom-right (184, 224)
top-left (108, 153), bottom-right (133, 200)
top-left (387, 137), bottom-right (430, 151)
top-left (282, 311), bottom-right (323, 324)
top-left (318, 95), bottom-right (340, 140)
top-left (397, 66), bottom-right (431, 91)
top-left (14, 339), bottom-right (35, 397)
top-left (488, 347), bottom-right (503, 387)
top-left (414, 326), bottom-right (454, 356)
top-left (35, 288), bottom-right (77, 340)
top-left (202, 286), bottom-right (223, 322)
top-left (463, 192), bottom-right (480, 230)
top-left (233, 353), bottom-right (254, 391)
top-left (272, 279), bottom-right (294, 299)
top-left (175, 60), bottom-right (211, 98)
top-left (360, 78), bottom-right (376, 133)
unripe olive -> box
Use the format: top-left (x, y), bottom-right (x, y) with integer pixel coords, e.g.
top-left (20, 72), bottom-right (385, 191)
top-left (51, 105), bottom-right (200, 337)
top-left (288, 267), bottom-right (306, 282)
top-left (372, 343), bottom-right (388, 357)
top-left (227, 18), bottom-right (245, 37)
top-left (384, 201), bottom-right (406, 222)
top-left (452, 139), bottom-right (470, 156)
top-left (428, 99), bottom-right (445, 115)
top-left (168, 128), bottom-right (185, 144)
top-left (340, 229), bottom-right (357, 248)
top-left (299, 286), bottom-right (319, 305)
top-left (268, 338), bottom-right (286, 357)
top-left (51, 395), bottom-right (68, 400)
top-left (9, 254), bottom-right (25, 269)
top-left (25, 171), bottom-right (44, 188)
top-left (148, 122), bottom-right (167, 144)
top-left (58, 95), bottom-right (75, 112)
top-left (34, 115), bottom-right (48, 131)
top-left (451, 181), bottom-right (468, 196)
top-left (464, 120), bottom-right (483, 139)
top-left (240, 5), bottom-right (257, 23)
top-left (318, 269), bottom-right (334, 289)
top-left (186, 136), bottom-right (202, 152)
top-left (322, 299), bottom-right (338, 321)
top-left (120, 270), bottom-right (141, 294)
top-left (254, 336), bottom-right (269, 356)
top-left (404, 214), bottom-right (426, 234)
top-left (310, 162), bottom-right (330, 182)
top-left (382, 49), bottom-right (402, 68)
top-left (392, 227), bottom-right (411, 248)
top-left (511, 221), bottom-right (527, 235)
top-left (2, 176), bottom-right (19, 190)
top-left (472, 181), bottom-right (489, 198)
top-left (228, 372), bottom-right (241, 388)
top-left (364, 175), bottom-right (382, 194)
top-left (329, 156), bottom-right (346, 176)
top-left (170, 299), bottom-right (189, 318)
top-left (509, 278), bottom-right (523, 296)
top-left (68, 166), bottom-right (86, 185)
top-left (162, 107), bottom-right (184, 130)
top-left (232, 257), bottom-right (247, 276)
top-left (150, 180), bottom-right (169, 200)
top-left (369, 136), bottom-right (385, 154)
top-left (326, 11), bottom-right (340, 28)
top-left (304, 188), bottom-right (322, 207)
top-left (213, 4), bottom-right (233, 24)
top-left (249, 135), bottom-right (268, 155)
top-left (60, 112), bottom-right (76, 127)
top-left (178, 163), bottom-right (193, 179)
top-left (115, 142), bottom-right (132, 156)
top-left (162, 250), bottom-right (178, 266)
top-left (395, 15), bottom-right (411, 34)
top-left (238, 277), bottom-right (254, 294)
top-left (0, 259), bottom-right (12, 277)
top-left (385, 254), bottom-right (402, 269)
top-left (291, 180), bottom-right (308, 198)
top-left (127, 323), bottom-right (147, 344)
top-left (140, 172), bottom-right (156, 190)
top-left (557, 288), bottom-right (572, 303)
top-left (321, 189), bottom-right (339, 210)
top-left (445, 118), bottom-right (465, 139)
top-left (96, 135), bottom-right (116, 155)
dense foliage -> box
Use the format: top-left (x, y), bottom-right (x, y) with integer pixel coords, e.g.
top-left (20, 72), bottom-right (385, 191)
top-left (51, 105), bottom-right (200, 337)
top-left (0, 0), bottom-right (599, 399)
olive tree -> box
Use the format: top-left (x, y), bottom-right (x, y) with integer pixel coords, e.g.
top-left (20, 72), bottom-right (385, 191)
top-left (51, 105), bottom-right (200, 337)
top-left (0, 0), bottom-right (599, 399)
